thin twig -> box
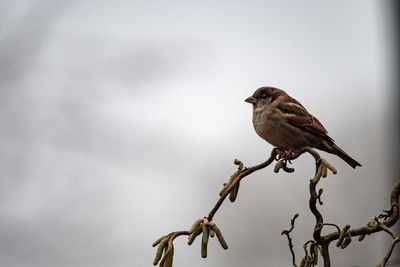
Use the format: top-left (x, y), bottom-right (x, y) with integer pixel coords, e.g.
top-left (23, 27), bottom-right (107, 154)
top-left (159, 231), bottom-right (190, 267)
top-left (323, 223), bottom-right (341, 234)
top-left (380, 237), bottom-right (400, 267)
top-left (323, 183), bottom-right (400, 243)
top-left (374, 217), bottom-right (400, 267)
top-left (309, 160), bottom-right (324, 244)
top-left (207, 148), bottom-right (279, 221)
top-left (281, 213), bottom-right (300, 267)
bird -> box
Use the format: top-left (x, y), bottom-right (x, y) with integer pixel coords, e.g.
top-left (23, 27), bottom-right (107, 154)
top-left (245, 86), bottom-right (361, 168)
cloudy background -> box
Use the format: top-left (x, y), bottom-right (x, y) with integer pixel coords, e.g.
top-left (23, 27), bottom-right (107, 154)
top-left (0, 0), bottom-right (398, 266)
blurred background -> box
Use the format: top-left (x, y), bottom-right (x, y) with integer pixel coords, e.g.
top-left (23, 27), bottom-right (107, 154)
top-left (0, 0), bottom-right (398, 266)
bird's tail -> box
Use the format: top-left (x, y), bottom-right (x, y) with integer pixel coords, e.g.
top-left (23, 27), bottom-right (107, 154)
top-left (317, 140), bottom-right (362, 169)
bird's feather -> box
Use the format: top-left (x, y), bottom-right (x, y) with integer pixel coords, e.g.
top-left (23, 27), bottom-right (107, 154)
top-left (277, 97), bottom-right (329, 139)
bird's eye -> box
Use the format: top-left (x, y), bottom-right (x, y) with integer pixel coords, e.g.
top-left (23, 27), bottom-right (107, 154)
top-left (260, 93), bottom-right (267, 99)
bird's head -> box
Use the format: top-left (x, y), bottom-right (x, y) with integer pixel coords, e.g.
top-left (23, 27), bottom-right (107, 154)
top-left (245, 86), bottom-right (285, 107)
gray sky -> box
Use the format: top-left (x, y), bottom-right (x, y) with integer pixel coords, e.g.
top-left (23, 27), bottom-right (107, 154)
top-left (0, 0), bottom-right (398, 266)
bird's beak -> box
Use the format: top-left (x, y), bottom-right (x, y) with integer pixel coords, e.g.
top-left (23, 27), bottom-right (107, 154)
top-left (245, 96), bottom-right (257, 104)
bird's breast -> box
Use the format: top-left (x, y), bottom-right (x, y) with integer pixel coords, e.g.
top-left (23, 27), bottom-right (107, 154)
top-left (252, 106), bottom-right (320, 150)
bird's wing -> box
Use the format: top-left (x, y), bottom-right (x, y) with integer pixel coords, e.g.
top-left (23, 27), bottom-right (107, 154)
top-left (277, 97), bottom-right (329, 138)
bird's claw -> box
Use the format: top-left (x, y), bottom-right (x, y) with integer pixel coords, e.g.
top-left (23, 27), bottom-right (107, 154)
top-left (273, 149), bottom-right (296, 173)
top-left (279, 149), bottom-right (295, 165)
top-left (271, 148), bottom-right (300, 173)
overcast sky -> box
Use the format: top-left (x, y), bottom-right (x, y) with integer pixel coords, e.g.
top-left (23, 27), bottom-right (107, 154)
top-left (0, 1), bottom-right (398, 267)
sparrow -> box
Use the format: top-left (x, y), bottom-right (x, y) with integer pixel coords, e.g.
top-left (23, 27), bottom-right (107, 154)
top-left (245, 86), bottom-right (361, 168)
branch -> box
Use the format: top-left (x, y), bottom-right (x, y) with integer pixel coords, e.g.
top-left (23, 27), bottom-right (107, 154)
top-left (300, 150), bottom-right (400, 267)
top-left (372, 217), bottom-right (400, 267)
top-left (322, 183), bottom-right (400, 243)
top-left (309, 158), bottom-right (337, 244)
top-left (152, 145), bottom-right (400, 267)
top-left (152, 231), bottom-right (189, 267)
top-left (281, 213), bottom-right (300, 267)
top-left (152, 148), bottom-right (285, 266)
top-left (208, 148), bottom-right (278, 220)
top-left (152, 147), bottom-right (321, 266)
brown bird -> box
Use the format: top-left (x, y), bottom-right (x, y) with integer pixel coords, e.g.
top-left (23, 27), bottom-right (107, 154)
top-left (245, 86), bottom-right (361, 168)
